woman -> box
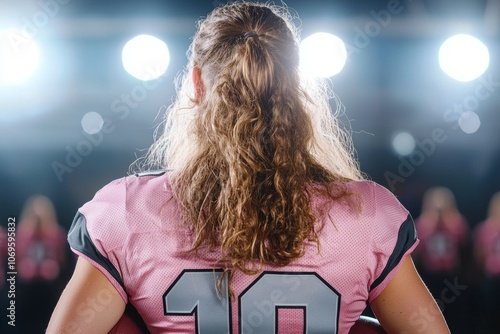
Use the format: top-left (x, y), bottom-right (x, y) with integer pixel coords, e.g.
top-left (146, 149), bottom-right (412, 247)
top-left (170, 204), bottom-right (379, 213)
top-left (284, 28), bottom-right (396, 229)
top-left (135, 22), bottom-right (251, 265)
top-left (17, 195), bottom-right (67, 282)
top-left (473, 191), bottom-right (500, 331)
top-left (16, 195), bottom-right (68, 333)
top-left (474, 191), bottom-right (500, 277)
top-left (412, 187), bottom-right (469, 333)
top-left (414, 187), bottom-right (469, 277)
top-left (47, 2), bottom-right (449, 333)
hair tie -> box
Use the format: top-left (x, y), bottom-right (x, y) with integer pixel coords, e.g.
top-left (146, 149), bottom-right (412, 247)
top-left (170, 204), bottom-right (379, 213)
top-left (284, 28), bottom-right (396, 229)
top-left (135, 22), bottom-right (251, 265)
top-left (244, 31), bottom-right (259, 40)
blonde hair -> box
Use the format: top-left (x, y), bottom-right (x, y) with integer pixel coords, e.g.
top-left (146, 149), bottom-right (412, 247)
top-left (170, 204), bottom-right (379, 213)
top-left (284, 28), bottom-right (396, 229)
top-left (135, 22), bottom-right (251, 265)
top-left (141, 2), bottom-right (362, 277)
top-left (421, 187), bottom-right (458, 214)
top-left (20, 195), bottom-right (58, 230)
top-left (488, 191), bottom-right (500, 220)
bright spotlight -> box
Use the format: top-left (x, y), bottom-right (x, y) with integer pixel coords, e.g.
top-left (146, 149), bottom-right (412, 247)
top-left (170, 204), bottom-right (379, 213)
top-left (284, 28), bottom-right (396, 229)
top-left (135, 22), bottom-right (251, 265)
top-left (299, 32), bottom-right (347, 78)
top-left (122, 35), bottom-right (170, 81)
top-left (392, 132), bottom-right (416, 156)
top-left (0, 29), bottom-right (39, 84)
top-left (439, 34), bottom-right (489, 82)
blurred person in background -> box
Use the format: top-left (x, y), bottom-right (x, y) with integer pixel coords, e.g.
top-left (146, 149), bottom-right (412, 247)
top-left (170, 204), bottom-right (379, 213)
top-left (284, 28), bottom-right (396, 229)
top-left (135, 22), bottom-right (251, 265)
top-left (0, 224), bottom-right (7, 334)
top-left (414, 186), bottom-right (470, 332)
top-left (16, 195), bottom-right (68, 333)
top-left (0, 224), bottom-right (6, 289)
top-left (473, 191), bottom-right (500, 331)
top-left (415, 187), bottom-right (469, 276)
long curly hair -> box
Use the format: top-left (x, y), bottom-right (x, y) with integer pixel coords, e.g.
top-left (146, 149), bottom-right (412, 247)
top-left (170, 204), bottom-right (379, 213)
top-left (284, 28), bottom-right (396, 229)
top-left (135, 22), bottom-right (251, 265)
top-left (142, 2), bottom-right (363, 278)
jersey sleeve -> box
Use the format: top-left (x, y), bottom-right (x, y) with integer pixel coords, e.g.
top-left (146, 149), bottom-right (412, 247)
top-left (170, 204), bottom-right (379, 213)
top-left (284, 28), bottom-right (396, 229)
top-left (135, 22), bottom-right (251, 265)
top-left (67, 177), bottom-right (129, 303)
top-left (367, 182), bottom-right (419, 303)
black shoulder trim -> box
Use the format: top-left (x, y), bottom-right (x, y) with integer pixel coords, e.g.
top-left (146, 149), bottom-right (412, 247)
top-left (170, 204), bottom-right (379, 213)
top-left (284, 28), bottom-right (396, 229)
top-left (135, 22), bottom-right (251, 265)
top-left (134, 170), bottom-right (167, 177)
top-left (370, 214), bottom-right (417, 291)
top-left (67, 212), bottom-right (125, 289)
top-left (124, 302), bottom-right (151, 334)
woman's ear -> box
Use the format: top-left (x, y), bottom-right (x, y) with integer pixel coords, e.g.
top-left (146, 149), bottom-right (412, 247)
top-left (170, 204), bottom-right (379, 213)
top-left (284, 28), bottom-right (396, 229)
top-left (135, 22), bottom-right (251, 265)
top-left (192, 66), bottom-right (204, 101)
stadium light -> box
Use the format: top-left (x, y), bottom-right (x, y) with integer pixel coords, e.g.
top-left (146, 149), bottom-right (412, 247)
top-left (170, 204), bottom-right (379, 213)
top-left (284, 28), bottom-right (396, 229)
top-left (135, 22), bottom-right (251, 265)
top-left (299, 32), bottom-right (347, 78)
top-left (439, 34), bottom-right (489, 82)
top-left (122, 34), bottom-right (170, 81)
top-left (0, 29), bottom-right (39, 84)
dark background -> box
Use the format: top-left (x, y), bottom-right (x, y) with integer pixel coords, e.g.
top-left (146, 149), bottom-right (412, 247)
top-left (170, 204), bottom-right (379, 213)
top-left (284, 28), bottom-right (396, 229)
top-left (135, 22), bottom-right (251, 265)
top-left (0, 0), bottom-right (499, 332)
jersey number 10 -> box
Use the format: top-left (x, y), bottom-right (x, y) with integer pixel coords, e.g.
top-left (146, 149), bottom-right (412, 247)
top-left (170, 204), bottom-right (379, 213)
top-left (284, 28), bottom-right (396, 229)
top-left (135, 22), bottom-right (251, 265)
top-left (163, 270), bottom-right (340, 333)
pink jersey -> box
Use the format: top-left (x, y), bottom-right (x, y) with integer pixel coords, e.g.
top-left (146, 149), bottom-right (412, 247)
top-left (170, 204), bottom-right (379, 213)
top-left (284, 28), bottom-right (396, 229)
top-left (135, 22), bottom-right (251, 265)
top-left (68, 171), bottom-right (418, 334)
top-left (17, 223), bottom-right (67, 282)
top-left (474, 219), bottom-right (500, 276)
top-left (0, 226), bottom-right (6, 289)
top-left (415, 213), bottom-right (468, 273)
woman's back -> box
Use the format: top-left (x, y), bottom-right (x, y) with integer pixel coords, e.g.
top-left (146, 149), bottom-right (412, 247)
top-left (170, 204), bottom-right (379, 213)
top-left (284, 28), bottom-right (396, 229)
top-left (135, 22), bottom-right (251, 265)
top-left (69, 172), bottom-right (416, 333)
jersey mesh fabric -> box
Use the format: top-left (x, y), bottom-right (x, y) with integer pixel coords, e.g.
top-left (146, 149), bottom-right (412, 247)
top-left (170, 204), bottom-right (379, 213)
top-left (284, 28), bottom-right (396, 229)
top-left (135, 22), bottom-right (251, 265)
top-left (277, 308), bottom-right (304, 334)
top-left (70, 172), bottom-right (418, 334)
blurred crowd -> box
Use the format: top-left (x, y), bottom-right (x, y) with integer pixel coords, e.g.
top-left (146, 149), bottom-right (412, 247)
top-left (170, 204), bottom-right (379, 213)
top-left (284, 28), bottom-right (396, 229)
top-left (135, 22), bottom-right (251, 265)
top-left (1, 188), bottom-right (499, 332)
top-left (412, 187), bottom-right (500, 333)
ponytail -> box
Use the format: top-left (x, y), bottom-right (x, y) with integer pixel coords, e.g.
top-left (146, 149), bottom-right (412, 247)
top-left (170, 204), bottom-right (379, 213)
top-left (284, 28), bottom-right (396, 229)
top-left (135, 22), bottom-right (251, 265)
top-left (141, 2), bottom-right (362, 279)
